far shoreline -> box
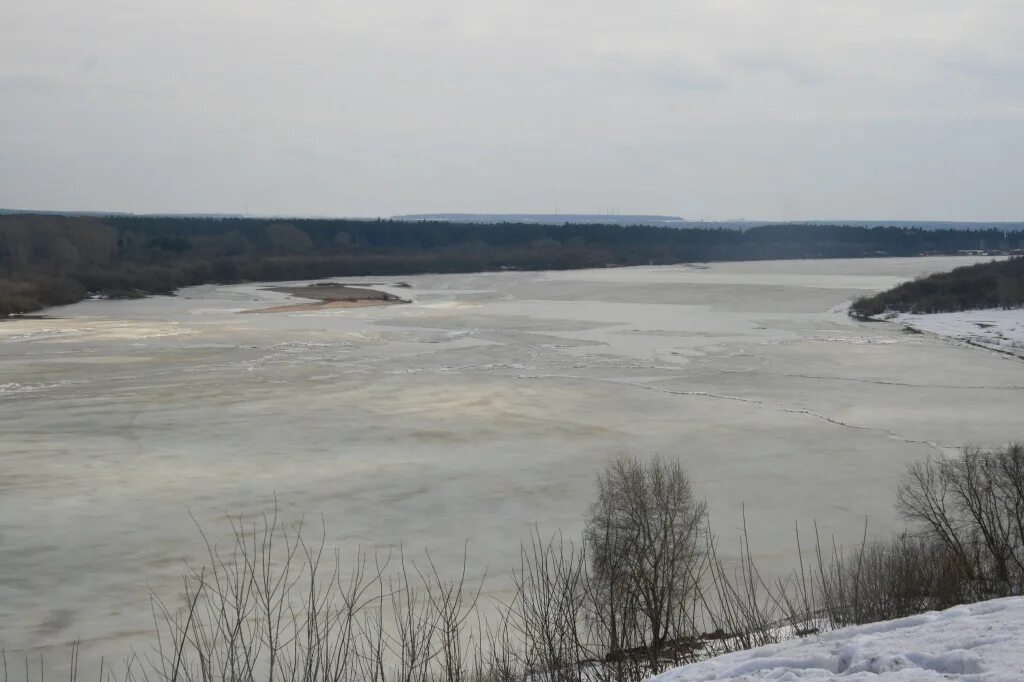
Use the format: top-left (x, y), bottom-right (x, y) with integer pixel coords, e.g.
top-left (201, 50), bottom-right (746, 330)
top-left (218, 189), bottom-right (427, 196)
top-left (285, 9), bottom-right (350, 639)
top-left (2, 254), bottom-right (999, 320)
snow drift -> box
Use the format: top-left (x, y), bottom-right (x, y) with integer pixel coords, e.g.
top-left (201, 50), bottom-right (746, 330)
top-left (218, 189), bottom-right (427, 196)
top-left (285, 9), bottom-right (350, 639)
top-left (650, 597), bottom-right (1024, 681)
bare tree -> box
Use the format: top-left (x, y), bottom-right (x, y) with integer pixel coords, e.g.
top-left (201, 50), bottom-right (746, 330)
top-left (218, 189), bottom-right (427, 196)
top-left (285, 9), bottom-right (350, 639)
top-left (898, 443), bottom-right (1024, 598)
top-left (585, 456), bottom-right (707, 674)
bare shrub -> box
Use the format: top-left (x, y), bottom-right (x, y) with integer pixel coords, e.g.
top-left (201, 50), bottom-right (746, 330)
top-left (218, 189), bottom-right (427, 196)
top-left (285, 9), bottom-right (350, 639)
top-left (701, 510), bottom-right (789, 655)
top-left (507, 530), bottom-right (590, 681)
top-left (143, 509), bottom-right (494, 682)
top-left (898, 443), bottom-right (1024, 598)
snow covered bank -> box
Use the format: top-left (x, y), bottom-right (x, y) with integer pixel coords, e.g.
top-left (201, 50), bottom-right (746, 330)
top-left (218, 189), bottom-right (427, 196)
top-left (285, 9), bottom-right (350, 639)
top-left (649, 597), bottom-right (1024, 680)
top-left (887, 308), bottom-right (1024, 358)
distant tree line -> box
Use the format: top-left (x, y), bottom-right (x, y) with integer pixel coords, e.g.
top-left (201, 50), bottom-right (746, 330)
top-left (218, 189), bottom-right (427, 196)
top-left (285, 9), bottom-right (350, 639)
top-left (3, 213), bottom-right (1023, 315)
top-left (850, 256), bottom-right (1024, 318)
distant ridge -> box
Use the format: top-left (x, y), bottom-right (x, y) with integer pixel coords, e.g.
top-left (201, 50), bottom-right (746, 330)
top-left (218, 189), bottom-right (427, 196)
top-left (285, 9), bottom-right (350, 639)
top-left (2, 208), bottom-right (1022, 231)
top-left (394, 213), bottom-right (695, 227)
top-left (0, 208), bottom-right (249, 219)
top-left (396, 213), bottom-right (1024, 231)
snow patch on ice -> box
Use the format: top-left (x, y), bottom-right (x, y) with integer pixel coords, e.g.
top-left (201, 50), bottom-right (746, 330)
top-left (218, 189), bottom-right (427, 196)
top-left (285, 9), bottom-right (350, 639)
top-left (889, 308), bottom-right (1024, 358)
top-left (0, 379), bottom-right (89, 398)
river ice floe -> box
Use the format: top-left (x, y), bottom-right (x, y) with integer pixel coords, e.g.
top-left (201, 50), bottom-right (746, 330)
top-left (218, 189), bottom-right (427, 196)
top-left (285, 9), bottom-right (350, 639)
top-left (1, 256), bottom-right (1022, 671)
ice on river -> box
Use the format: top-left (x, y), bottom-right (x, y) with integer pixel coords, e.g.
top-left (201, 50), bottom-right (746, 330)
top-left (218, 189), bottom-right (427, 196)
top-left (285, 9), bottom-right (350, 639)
top-left (2, 256), bottom-right (1023, 670)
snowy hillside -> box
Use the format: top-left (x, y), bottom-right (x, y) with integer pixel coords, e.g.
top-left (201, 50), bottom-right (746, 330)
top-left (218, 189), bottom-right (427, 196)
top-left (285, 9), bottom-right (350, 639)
top-left (649, 598), bottom-right (1024, 681)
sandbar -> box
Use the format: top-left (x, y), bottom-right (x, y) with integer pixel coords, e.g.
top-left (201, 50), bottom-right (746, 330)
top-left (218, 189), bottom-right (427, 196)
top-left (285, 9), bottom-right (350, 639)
top-left (245, 283), bottom-right (409, 313)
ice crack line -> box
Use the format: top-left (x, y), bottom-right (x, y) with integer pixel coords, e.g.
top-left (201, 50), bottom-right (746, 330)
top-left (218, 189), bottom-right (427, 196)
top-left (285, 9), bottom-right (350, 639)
top-left (514, 373), bottom-right (948, 455)
top-left (719, 369), bottom-right (1024, 390)
top-left (633, 380), bottom-right (946, 453)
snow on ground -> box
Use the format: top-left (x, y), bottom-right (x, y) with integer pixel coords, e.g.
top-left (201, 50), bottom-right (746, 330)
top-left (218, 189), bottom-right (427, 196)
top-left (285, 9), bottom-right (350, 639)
top-left (649, 598), bottom-right (1024, 681)
top-left (890, 308), bottom-right (1024, 358)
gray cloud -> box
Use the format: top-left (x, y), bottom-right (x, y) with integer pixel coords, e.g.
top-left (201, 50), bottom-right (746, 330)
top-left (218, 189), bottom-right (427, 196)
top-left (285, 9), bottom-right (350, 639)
top-left (0, 73), bottom-right (69, 94)
top-left (939, 52), bottom-right (1024, 81)
top-left (0, 0), bottom-right (1022, 220)
top-left (726, 50), bottom-right (824, 85)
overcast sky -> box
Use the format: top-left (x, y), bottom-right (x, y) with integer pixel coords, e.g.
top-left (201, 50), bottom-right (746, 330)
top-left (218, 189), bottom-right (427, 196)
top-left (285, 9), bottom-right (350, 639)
top-left (1, 1), bottom-right (1022, 220)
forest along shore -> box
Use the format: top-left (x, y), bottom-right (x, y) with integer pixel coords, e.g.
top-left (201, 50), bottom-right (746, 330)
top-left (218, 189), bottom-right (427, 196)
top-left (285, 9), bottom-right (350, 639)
top-left (247, 282), bottom-right (410, 313)
top-left (4, 213), bottom-right (1024, 316)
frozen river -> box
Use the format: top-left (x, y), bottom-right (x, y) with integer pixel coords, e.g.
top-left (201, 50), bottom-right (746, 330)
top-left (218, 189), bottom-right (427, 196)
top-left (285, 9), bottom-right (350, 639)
top-left (2, 256), bottom-right (1023, 668)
